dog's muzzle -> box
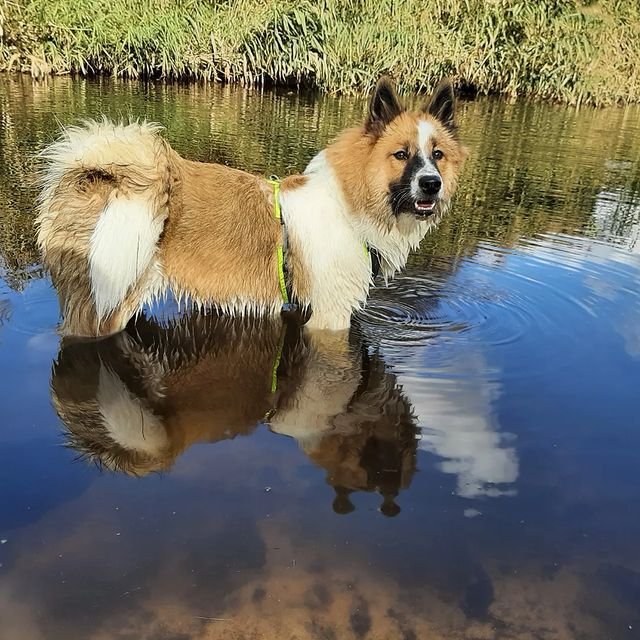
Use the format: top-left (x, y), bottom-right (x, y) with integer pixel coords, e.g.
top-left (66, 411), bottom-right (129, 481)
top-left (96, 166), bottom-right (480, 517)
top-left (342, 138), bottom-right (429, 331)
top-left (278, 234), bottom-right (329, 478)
top-left (414, 175), bottom-right (442, 217)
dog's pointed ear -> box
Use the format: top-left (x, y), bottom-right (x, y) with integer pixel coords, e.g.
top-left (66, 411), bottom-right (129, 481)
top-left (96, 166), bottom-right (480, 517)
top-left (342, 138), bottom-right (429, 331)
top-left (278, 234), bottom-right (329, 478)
top-left (424, 78), bottom-right (457, 133)
top-left (366, 76), bottom-right (403, 135)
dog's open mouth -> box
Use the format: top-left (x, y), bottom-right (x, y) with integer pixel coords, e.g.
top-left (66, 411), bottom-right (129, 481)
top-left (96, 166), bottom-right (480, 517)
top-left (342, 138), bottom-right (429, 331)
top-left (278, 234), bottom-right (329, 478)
top-left (414, 200), bottom-right (437, 216)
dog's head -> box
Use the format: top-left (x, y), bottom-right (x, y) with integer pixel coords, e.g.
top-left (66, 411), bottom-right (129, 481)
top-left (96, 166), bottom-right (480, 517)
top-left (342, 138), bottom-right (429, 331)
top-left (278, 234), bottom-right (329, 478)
top-left (372, 78), bottom-right (465, 219)
top-left (328, 77), bottom-right (467, 237)
top-left (366, 77), bottom-right (467, 221)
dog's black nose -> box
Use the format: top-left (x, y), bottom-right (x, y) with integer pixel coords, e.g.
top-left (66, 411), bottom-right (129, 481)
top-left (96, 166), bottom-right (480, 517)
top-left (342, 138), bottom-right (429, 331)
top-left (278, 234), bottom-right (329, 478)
top-left (419, 175), bottom-right (442, 195)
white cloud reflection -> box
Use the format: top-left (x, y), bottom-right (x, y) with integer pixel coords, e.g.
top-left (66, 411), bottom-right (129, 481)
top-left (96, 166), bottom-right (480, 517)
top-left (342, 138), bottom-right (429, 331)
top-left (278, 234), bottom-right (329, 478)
top-left (394, 349), bottom-right (519, 499)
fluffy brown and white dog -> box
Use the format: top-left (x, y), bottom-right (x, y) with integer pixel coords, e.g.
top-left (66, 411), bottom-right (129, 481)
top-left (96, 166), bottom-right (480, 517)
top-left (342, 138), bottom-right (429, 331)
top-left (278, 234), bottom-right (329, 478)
top-left (37, 77), bottom-right (467, 336)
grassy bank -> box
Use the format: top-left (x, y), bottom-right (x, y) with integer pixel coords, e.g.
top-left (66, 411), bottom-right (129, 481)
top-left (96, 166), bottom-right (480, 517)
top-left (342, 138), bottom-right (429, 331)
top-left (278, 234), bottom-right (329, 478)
top-left (1, 0), bottom-right (639, 105)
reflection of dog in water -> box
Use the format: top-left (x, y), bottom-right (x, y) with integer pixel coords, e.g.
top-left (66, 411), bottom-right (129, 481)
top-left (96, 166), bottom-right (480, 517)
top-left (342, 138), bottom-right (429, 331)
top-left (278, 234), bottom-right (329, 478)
top-left (51, 313), bottom-right (417, 515)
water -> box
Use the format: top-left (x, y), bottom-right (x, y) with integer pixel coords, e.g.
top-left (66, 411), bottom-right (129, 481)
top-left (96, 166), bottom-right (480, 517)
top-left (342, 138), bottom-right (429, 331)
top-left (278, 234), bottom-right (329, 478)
top-left (1, 76), bottom-right (640, 640)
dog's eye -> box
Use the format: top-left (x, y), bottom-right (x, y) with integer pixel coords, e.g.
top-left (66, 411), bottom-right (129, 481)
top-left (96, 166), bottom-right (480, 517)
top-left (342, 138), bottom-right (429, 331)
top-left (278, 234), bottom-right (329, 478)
top-left (393, 150), bottom-right (409, 161)
top-left (433, 149), bottom-right (444, 161)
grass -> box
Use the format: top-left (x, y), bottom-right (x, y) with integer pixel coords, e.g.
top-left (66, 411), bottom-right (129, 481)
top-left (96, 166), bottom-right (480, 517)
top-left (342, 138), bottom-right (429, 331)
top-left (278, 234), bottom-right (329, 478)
top-left (1, 0), bottom-right (639, 106)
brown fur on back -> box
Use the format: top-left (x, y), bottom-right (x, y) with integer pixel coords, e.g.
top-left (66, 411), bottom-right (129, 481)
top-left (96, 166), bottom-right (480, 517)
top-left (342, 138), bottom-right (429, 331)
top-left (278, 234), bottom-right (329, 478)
top-left (36, 123), bottom-right (307, 334)
top-left (160, 159), bottom-right (282, 307)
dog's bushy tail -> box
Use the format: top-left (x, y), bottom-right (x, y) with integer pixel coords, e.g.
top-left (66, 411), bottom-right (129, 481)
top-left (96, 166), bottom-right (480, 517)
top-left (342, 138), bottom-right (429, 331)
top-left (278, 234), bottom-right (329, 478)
top-left (37, 119), bottom-right (173, 336)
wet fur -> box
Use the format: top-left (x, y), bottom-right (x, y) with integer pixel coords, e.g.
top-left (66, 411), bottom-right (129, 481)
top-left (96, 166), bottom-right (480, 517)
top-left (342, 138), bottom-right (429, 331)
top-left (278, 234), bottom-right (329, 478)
top-left (37, 78), bottom-right (467, 336)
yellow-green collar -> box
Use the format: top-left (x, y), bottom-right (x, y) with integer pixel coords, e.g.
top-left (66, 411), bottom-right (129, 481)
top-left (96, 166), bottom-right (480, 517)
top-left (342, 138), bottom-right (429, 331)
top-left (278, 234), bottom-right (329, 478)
top-left (267, 177), bottom-right (289, 305)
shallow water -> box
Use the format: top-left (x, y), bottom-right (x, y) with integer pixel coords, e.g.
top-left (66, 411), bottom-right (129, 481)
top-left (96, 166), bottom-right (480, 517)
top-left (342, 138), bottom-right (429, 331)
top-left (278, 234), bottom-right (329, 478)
top-left (1, 76), bottom-right (640, 640)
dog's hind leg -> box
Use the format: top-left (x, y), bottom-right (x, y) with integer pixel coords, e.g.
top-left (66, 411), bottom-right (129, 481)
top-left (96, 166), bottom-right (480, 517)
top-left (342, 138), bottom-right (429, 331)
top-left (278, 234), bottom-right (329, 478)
top-left (41, 186), bottom-right (166, 337)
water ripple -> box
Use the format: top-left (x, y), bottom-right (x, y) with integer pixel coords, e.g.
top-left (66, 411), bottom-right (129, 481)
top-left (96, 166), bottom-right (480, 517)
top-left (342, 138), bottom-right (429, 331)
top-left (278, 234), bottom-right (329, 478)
top-left (3, 277), bottom-right (59, 337)
top-left (360, 233), bottom-right (640, 376)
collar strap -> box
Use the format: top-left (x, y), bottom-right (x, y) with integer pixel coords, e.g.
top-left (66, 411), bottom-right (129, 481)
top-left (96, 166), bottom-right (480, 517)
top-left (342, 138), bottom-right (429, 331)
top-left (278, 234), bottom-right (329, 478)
top-left (267, 176), bottom-right (290, 305)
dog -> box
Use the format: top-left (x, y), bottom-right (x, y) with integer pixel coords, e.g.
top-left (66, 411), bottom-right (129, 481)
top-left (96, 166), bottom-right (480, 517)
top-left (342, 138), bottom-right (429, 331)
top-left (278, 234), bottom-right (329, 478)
top-left (51, 313), bottom-right (418, 515)
top-left (36, 77), bottom-right (467, 336)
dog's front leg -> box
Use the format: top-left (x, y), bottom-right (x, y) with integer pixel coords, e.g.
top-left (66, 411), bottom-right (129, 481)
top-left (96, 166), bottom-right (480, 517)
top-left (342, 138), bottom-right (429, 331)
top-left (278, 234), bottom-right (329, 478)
top-left (303, 308), bottom-right (353, 332)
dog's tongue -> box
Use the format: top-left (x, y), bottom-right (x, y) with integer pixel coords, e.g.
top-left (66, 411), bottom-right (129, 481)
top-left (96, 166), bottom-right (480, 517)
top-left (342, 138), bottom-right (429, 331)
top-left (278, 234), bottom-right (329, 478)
top-left (415, 200), bottom-right (436, 213)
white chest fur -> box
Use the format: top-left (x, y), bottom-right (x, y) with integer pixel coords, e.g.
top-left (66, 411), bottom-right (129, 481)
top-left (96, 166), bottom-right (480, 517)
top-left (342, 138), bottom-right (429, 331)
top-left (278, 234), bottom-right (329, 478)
top-left (280, 152), bottom-right (373, 330)
top-left (280, 152), bottom-right (438, 330)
